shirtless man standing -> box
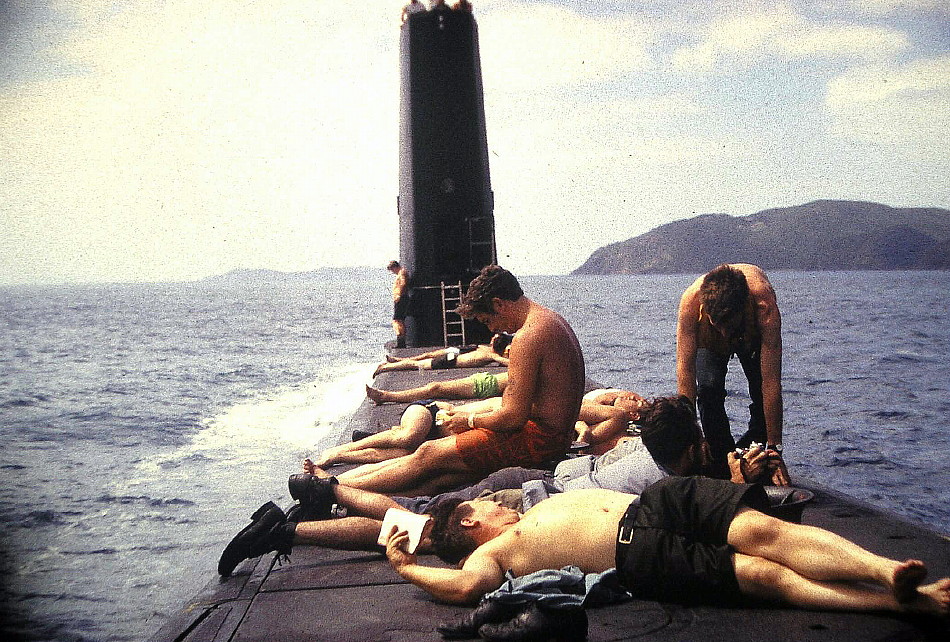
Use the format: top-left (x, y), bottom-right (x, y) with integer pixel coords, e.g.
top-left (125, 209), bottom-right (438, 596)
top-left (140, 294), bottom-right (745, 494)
top-left (388, 260), bottom-right (409, 348)
top-left (677, 263), bottom-right (789, 484)
top-left (322, 264), bottom-right (586, 496)
top-left (385, 480), bottom-right (950, 620)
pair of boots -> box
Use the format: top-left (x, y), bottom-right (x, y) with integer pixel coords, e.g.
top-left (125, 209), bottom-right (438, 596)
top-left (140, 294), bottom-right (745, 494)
top-left (216, 501), bottom-right (295, 577)
top-left (437, 599), bottom-right (588, 641)
top-left (216, 474), bottom-right (339, 577)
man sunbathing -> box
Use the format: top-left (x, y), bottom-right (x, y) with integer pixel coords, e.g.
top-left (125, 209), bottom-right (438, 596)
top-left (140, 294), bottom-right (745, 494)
top-left (216, 397), bottom-right (775, 576)
top-left (385, 480), bottom-right (950, 618)
top-left (366, 372), bottom-right (509, 405)
top-left (307, 398), bottom-right (493, 469)
top-left (366, 381), bottom-right (642, 454)
top-left (373, 333), bottom-right (512, 376)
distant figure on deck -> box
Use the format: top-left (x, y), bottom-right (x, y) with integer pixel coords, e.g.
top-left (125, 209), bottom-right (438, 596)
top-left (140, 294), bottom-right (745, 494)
top-left (677, 264), bottom-right (789, 485)
top-left (373, 333), bottom-right (512, 377)
top-left (388, 260), bottom-right (409, 348)
top-left (327, 265), bottom-right (585, 496)
top-left (386, 481), bottom-right (950, 620)
top-left (401, 0), bottom-right (425, 24)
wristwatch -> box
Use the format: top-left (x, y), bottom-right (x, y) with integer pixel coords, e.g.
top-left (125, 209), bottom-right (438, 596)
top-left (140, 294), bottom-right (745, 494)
top-left (767, 443), bottom-right (784, 454)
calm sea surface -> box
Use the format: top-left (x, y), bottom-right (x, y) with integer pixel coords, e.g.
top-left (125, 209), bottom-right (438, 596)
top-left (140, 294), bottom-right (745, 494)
top-left (1, 270), bottom-right (948, 640)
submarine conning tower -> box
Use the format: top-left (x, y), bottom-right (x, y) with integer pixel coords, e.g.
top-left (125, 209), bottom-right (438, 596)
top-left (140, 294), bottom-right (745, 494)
top-left (398, 6), bottom-right (497, 348)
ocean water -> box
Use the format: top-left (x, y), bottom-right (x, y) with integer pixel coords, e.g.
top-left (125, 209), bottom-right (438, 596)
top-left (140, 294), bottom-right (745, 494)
top-left (0, 270), bottom-right (948, 641)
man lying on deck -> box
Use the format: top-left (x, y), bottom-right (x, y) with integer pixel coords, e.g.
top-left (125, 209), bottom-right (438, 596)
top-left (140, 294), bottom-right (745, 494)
top-left (367, 380), bottom-right (645, 454)
top-left (372, 333), bottom-right (512, 376)
top-left (332, 265), bottom-right (586, 496)
top-left (366, 372), bottom-right (511, 405)
top-left (309, 398), bottom-right (494, 469)
top-left (217, 397), bottom-right (773, 575)
top-left (386, 480), bottom-right (950, 618)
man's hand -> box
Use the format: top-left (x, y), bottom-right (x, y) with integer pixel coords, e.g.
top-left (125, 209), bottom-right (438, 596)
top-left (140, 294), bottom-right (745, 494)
top-left (438, 410), bottom-right (471, 435)
top-left (727, 445), bottom-right (768, 483)
top-left (768, 450), bottom-right (790, 486)
top-left (385, 525), bottom-right (416, 573)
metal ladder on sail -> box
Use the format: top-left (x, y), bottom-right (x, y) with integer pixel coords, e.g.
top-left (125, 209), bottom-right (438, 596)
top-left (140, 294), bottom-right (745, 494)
top-left (440, 281), bottom-right (466, 346)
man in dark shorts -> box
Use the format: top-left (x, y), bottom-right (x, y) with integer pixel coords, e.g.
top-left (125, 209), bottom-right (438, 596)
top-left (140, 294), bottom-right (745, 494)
top-left (388, 260), bottom-right (409, 348)
top-left (383, 480), bottom-right (950, 618)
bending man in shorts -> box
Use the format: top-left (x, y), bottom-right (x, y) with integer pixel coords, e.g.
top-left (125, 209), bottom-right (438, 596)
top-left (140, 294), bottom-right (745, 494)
top-left (385, 480), bottom-right (950, 619)
top-left (327, 265), bottom-right (586, 496)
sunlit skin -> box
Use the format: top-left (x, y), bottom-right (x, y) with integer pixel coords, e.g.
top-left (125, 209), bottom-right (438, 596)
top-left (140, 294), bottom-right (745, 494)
top-left (385, 489), bottom-right (950, 617)
top-left (677, 263), bottom-right (788, 485)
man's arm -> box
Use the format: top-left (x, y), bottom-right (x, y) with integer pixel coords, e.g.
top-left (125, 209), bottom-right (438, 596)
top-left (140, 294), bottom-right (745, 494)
top-left (752, 282), bottom-right (789, 485)
top-left (386, 529), bottom-right (505, 604)
top-left (757, 302), bottom-right (782, 446)
top-left (443, 331), bottom-right (538, 434)
top-left (676, 288), bottom-right (700, 401)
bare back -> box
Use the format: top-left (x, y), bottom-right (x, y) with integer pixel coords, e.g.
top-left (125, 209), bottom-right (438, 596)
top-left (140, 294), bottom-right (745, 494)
top-left (507, 301), bottom-right (585, 435)
top-left (472, 489), bottom-right (634, 576)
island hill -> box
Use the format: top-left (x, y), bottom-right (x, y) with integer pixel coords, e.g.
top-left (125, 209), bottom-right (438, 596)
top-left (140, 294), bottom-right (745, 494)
top-left (573, 200), bottom-right (950, 275)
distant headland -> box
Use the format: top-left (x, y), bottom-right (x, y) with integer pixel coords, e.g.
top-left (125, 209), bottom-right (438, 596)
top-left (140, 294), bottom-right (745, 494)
top-left (573, 200), bottom-right (950, 275)
top-left (200, 266), bottom-right (379, 284)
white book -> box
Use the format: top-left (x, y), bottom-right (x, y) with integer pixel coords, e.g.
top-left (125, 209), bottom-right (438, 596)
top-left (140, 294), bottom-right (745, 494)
top-left (377, 508), bottom-right (432, 554)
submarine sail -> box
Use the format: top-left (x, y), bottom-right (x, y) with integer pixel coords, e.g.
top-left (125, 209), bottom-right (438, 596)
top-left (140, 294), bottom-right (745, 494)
top-left (397, 7), bottom-right (496, 347)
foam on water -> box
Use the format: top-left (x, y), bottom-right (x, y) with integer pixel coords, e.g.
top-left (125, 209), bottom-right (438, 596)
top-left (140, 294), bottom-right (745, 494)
top-left (193, 364), bottom-right (374, 453)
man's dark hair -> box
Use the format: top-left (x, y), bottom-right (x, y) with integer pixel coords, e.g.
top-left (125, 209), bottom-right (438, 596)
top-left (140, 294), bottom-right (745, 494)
top-left (427, 498), bottom-right (478, 565)
top-left (699, 264), bottom-right (749, 332)
top-left (456, 265), bottom-right (524, 318)
top-left (639, 396), bottom-right (703, 469)
top-left (387, 260), bottom-right (401, 270)
top-left (491, 333), bottom-right (514, 355)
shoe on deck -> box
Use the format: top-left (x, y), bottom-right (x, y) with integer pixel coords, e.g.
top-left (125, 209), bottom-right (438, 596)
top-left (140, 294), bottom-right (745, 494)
top-left (217, 502), bottom-right (287, 577)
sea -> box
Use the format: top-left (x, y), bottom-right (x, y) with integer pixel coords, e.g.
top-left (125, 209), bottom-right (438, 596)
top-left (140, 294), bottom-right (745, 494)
top-left (1, 269), bottom-right (948, 641)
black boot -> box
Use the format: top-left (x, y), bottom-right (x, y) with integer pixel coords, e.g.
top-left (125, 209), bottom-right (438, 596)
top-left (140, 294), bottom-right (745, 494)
top-left (288, 473), bottom-right (338, 521)
top-left (217, 502), bottom-right (287, 577)
top-left (436, 600), bottom-right (523, 639)
top-left (478, 602), bottom-right (588, 642)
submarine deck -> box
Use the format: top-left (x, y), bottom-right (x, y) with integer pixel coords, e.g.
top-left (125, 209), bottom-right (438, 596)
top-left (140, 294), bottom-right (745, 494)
top-left (150, 347), bottom-right (950, 642)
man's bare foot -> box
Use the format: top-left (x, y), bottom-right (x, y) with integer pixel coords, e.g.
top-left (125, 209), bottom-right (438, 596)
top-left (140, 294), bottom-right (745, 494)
top-left (302, 458), bottom-right (334, 479)
top-left (892, 559), bottom-right (928, 603)
top-left (903, 577), bottom-right (950, 617)
top-left (366, 384), bottom-right (391, 405)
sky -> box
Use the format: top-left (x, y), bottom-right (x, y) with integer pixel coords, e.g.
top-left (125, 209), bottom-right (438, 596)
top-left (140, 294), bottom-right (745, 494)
top-left (1, 0), bottom-right (949, 284)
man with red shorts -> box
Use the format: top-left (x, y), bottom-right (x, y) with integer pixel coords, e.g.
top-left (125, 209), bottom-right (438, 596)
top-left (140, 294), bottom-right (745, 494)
top-left (327, 265), bottom-right (586, 496)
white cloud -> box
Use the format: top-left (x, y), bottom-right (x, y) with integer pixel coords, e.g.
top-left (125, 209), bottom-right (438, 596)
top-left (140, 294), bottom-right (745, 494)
top-left (825, 55), bottom-right (950, 149)
top-left (1, 1), bottom-right (403, 283)
top-left (478, 3), bottom-right (655, 93)
top-left (2, 1), bottom-right (949, 282)
top-left (672, 4), bottom-right (907, 71)
top-left (840, 0), bottom-right (950, 14)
